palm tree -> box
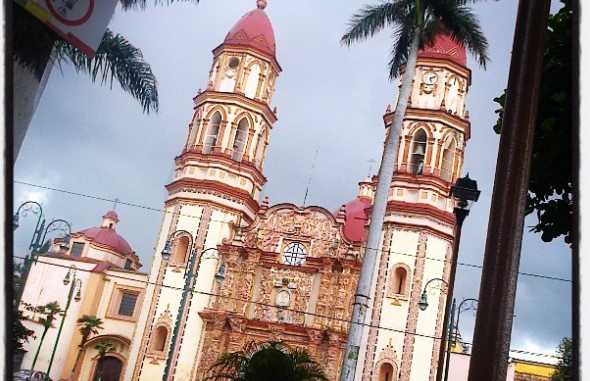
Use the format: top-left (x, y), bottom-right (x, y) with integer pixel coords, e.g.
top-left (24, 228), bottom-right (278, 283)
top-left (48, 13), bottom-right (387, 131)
top-left (206, 341), bottom-right (329, 381)
top-left (71, 315), bottom-right (104, 380)
top-left (13, 0), bottom-right (199, 161)
top-left (27, 301), bottom-right (62, 372)
top-left (339, 0), bottom-right (490, 378)
top-left (93, 341), bottom-right (116, 381)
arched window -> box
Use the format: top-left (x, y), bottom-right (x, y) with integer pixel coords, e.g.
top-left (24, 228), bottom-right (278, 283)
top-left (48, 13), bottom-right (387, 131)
top-left (232, 118), bottom-right (249, 161)
top-left (171, 236), bottom-right (191, 265)
top-left (378, 363), bottom-right (395, 381)
top-left (255, 127), bottom-right (268, 166)
top-left (244, 64), bottom-right (261, 98)
top-left (219, 57), bottom-right (240, 92)
top-left (203, 112), bottom-right (222, 154)
top-left (391, 265), bottom-right (409, 296)
top-left (283, 242), bottom-right (307, 266)
top-left (151, 325), bottom-right (168, 352)
top-left (441, 137), bottom-right (457, 181)
top-left (410, 129), bottom-right (427, 175)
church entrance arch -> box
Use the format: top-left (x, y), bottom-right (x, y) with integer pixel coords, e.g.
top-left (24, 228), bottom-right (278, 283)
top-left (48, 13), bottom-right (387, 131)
top-left (92, 356), bottom-right (123, 381)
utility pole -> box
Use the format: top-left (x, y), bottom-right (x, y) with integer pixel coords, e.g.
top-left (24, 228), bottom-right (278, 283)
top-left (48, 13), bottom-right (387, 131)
top-left (467, 1), bottom-right (550, 380)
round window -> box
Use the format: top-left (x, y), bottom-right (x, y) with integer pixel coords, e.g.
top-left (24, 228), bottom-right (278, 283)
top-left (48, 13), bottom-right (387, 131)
top-left (283, 242), bottom-right (307, 266)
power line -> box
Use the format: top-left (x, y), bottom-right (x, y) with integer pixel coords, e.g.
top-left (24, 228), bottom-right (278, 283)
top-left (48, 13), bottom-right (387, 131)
top-left (15, 255), bottom-right (560, 360)
top-left (13, 180), bottom-right (572, 284)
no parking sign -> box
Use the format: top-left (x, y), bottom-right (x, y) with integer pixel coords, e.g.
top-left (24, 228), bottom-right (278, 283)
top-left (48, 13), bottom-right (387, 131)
top-left (16, 0), bottom-right (118, 57)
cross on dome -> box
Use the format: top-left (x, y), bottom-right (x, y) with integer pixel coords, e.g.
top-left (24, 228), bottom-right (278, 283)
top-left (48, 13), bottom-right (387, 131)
top-left (256, 0), bottom-right (267, 9)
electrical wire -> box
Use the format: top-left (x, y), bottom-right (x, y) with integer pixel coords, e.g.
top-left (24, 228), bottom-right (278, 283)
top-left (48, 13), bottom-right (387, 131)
top-left (14, 180), bottom-right (572, 284)
top-left (14, 254), bottom-right (560, 360)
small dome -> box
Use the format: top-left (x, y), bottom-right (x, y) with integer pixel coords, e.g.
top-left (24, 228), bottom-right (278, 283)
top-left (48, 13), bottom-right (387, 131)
top-left (418, 33), bottom-right (467, 67)
top-left (223, 6), bottom-right (276, 58)
top-left (103, 210), bottom-right (119, 222)
top-left (342, 197), bottom-right (372, 242)
top-left (77, 227), bottom-right (134, 256)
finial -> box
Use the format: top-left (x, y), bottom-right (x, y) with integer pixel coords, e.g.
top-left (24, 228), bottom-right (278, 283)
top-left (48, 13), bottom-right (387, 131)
top-left (256, 0), bottom-right (267, 9)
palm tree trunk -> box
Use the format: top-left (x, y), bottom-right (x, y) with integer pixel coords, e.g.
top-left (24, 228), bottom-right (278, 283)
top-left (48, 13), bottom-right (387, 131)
top-left (340, 33), bottom-right (420, 381)
top-left (30, 326), bottom-right (49, 371)
top-left (71, 346), bottom-right (87, 380)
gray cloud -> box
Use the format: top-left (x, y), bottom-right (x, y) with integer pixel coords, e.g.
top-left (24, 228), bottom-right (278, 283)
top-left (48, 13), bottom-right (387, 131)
top-left (14, 0), bottom-right (570, 359)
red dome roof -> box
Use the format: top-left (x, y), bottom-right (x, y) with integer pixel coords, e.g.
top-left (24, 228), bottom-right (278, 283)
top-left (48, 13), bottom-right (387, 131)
top-left (223, 7), bottom-right (276, 58)
top-left (342, 197), bottom-right (372, 242)
top-left (418, 33), bottom-right (467, 67)
top-left (78, 226), bottom-right (134, 256)
top-left (103, 210), bottom-right (119, 222)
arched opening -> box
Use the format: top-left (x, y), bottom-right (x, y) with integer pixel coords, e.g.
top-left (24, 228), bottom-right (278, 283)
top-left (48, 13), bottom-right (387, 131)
top-left (171, 236), bottom-right (191, 265)
top-left (410, 129), bottom-right (427, 175)
top-left (151, 326), bottom-right (168, 352)
top-left (232, 118), bottom-right (249, 161)
top-left (203, 112), bottom-right (222, 154)
top-left (441, 137), bottom-right (457, 181)
top-left (445, 76), bottom-right (461, 114)
top-left (219, 57), bottom-right (240, 92)
top-left (391, 266), bottom-right (408, 296)
top-left (93, 356), bottom-right (123, 381)
top-left (254, 127), bottom-right (268, 166)
top-left (378, 362), bottom-right (395, 381)
top-left (244, 64), bottom-right (261, 98)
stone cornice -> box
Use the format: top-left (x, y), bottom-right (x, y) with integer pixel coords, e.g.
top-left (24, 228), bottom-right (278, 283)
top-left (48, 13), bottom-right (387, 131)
top-left (165, 178), bottom-right (260, 217)
top-left (193, 90), bottom-right (277, 125)
top-left (383, 107), bottom-right (471, 140)
top-left (175, 149), bottom-right (267, 186)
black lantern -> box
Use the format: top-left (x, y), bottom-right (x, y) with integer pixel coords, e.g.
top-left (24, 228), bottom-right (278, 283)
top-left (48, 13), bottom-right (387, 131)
top-left (451, 173), bottom-right (480, 209)
top-left (161, 239), bottom-right (172, 261)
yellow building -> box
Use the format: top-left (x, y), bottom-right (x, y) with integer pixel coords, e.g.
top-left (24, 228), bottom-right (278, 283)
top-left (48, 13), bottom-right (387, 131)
top-left (18, 211), bottom-right (148, 381)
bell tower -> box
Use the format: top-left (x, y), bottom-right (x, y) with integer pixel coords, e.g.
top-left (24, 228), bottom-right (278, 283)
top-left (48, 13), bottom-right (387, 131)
top-left (359, 34), bottom-right (472, 381)
top-left (126, 2), bottom-right (281, 380)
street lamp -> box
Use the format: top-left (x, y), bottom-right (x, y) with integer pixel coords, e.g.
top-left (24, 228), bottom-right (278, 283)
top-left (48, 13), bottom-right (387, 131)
top-left (14, 201), bottom-right (72, 306)
top-left (435, 174), bottom-right (480, 381)
top-left (161, 230), bottom-right (219, 381)
top-left (418, 278), bottom-right (448, 311)
top-left (45, 266), bottom-right (82, 381)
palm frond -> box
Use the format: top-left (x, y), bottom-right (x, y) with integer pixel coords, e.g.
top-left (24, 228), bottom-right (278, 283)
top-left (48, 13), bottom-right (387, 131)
top-left (341, 1), bottom-right (411, 46)
top-left (54, 29), bottom-right (159, 113)
top-left (429, 0), bottom-right (489, 68)
top-left (119, 0), bottom-right (199, 10)
top-left (388, 11), bottom-right (416, 78)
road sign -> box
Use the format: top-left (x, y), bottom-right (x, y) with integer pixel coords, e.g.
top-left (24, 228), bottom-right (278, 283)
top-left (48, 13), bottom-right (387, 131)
top-left (16, 0), bottom-right (118, 57)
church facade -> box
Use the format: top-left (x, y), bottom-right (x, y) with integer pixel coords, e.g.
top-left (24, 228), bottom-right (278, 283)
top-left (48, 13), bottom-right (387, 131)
top-left (119, 1), bottom-right (474, 380)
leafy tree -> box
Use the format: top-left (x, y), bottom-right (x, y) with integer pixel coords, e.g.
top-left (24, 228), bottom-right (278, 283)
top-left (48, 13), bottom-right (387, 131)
top-left (93, 341), bottom-right (117, 381)
top-left (492, 0), bottom-right (572, 245)
top-left (339, 0), bottom-right (490, 365)
top-left (12, 308), bottom-right (35, 351)
top-left (552, 337), bottom-right (573, 381)
top-left (24, 301), bottom-right (63, 372)
top-left (71, 315), bottom-right (105, 379)
top-left (206, 341), bottom-right (328, 381)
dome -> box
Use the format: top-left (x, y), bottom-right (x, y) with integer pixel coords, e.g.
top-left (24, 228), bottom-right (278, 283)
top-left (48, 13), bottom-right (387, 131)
top-left (103, 210), bottom-right (119, 222)
top-left (223, 2), bottom-right (276, 58)
top-left (418, 33), bottom-right (467, 67)
top-left (342, 197), bottom-right (372, 242)
top-left (77, 226), bottom-right (134, 256)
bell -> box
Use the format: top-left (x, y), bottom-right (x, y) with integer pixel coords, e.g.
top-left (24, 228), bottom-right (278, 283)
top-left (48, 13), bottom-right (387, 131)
top-left (413, 144), bottom-right (425, 155)
top-left (215, 263), bottom-right (226, 281)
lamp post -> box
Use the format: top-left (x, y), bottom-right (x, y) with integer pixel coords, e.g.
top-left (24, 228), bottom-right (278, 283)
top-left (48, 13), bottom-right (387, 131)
top-left (44, 266), bottom-right (82, 381)
top-left (14, 202), bottom-right (72, 306)
top-left (161, 230), bottom-right (218, 381)
top-left (417, 277), bottom-right (448, 312)
top-left (434, 174), bottom-right (480, 381)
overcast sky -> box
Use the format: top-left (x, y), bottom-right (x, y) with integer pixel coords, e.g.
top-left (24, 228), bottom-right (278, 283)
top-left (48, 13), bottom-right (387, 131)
top-left (14, 0), bottom-right (570, 362)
